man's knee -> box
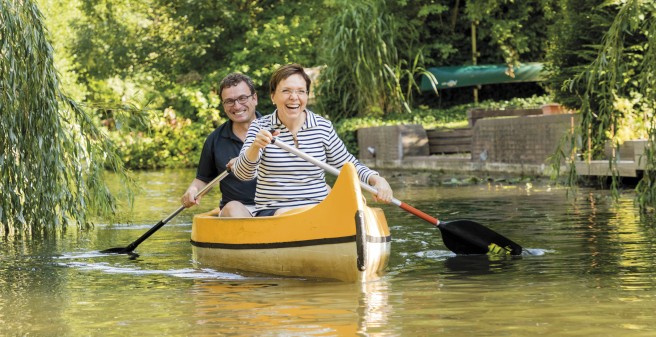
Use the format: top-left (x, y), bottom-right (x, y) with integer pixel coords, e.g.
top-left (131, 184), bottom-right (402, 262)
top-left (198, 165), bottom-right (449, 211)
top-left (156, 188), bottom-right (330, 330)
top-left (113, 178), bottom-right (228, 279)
top-left (219, 201), bottom-right (252, 217)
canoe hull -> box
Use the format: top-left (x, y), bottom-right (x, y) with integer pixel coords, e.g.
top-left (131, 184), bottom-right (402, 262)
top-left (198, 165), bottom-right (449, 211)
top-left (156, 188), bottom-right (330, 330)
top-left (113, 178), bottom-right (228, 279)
top-left (191, 163), bottom-right (391, 282)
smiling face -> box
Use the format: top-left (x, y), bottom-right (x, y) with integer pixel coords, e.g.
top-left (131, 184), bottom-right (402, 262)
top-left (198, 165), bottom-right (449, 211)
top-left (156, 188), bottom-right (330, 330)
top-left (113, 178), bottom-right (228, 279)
top-left (270, 74), bottom-right (308, 126)
top-left (221, 81), bottom-right (258, 125)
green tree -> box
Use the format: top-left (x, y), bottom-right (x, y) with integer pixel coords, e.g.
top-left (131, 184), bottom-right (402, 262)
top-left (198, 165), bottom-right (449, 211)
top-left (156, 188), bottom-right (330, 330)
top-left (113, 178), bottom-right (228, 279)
top-left (1, 0), bottom-right (132, 236)
top-left (465, 0), bottom-right (553, 66)
top-left (552, 0), bottom-right (656, 207)
top-left (544, 0), bottom-right (614, 110)
top-left (69, 0), bottom-right (327, 115)
top-left (59, 0), bottom-right (328, 169)
top-left (316, 0), bottom-right (559, 119)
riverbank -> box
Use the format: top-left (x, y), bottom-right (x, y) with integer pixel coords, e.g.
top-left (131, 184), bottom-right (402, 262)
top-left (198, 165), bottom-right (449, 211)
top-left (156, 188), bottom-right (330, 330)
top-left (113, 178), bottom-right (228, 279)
top-left (361, 153), bottom-right (560, 177)
top-left (357, 110), bottom-right (575, 179)
top-left (352, 105), bottom-right (653, 189)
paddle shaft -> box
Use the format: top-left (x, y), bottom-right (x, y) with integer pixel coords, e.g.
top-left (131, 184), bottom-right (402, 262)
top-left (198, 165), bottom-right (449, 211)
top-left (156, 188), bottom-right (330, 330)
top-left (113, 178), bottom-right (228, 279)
top-left (270, 137), bottom-right (523, 255)
top-left (271, 138), bottom-right (441, 226)
top-left (104, 170), bottom-right (228, 253)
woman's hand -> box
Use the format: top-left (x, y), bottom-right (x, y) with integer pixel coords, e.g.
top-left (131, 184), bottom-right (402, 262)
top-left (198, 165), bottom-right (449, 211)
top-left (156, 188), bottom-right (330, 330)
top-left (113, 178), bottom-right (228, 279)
top-left (251, 129), bottom-right (280, 150)
top-left (369, 175), bottom-right (393, 203)
top-left (245, 129), bottom-right (280, 162)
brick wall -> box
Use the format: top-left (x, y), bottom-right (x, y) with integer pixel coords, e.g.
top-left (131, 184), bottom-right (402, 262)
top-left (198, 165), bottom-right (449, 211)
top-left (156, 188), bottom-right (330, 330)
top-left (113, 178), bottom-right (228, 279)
top-left (471, 114), bottom-right (578, 164)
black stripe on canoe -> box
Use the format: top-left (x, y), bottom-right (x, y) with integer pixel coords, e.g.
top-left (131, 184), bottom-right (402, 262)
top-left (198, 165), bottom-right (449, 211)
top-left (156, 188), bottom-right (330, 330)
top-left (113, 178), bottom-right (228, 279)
top-left (190, 235), bottom-right (391, 250)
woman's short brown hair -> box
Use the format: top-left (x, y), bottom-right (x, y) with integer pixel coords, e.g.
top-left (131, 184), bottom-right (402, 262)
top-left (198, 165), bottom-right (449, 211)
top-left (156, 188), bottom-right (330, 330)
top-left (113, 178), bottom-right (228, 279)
top-left (269, 64), bottom-right (311, 95)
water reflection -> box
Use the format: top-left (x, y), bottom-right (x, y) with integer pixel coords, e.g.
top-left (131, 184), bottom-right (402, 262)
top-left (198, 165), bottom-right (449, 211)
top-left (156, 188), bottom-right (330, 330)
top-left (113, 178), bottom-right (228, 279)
top-left (189, 280), bottom-right (360, 335)
top-left (444, 255), bottom-right (516, 275)
top-left (185, 277), bottom-right (396, 336)
top-left (357, 279), bottom-right (392, 335)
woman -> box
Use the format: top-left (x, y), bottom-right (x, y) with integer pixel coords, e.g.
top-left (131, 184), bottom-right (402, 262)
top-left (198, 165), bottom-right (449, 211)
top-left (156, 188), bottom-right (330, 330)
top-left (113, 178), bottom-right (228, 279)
top-left (232, 64), bottom-right (393, 216)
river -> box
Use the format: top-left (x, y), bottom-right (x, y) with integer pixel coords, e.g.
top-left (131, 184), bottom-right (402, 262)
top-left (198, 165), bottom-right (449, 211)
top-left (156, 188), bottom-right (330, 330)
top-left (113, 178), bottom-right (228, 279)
top-left (2, 169), bottom-right (656, 336)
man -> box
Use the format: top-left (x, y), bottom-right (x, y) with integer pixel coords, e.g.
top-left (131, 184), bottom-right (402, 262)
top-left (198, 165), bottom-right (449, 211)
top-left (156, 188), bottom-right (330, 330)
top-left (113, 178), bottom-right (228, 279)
top-left (180, 73), bottom-right (260, 217)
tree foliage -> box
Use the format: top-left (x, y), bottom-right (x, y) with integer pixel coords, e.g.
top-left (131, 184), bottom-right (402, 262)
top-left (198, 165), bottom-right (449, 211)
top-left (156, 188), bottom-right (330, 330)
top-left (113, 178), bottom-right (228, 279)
top-left (7, 0), bottom-right (656, 234)
top-left (52, 0), bottom-right (557, 126)
top-left (1, 0), bottom-right (133, 236)
top-left (465, 0), bottom-right (553, 66)
top-left (544, 0), bottom-right (615, 110)
top-left (550, 0), bottom-right (656, 207)
top-left (59, 0), bottom-right (329, 169)
top-left (70, 0), bottom-right (326, 115)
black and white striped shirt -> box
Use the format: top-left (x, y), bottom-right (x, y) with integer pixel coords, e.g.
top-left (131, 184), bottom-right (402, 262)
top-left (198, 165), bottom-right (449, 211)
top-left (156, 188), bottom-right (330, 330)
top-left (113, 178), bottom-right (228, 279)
top-left (233, 109), bottom-right (379, 211)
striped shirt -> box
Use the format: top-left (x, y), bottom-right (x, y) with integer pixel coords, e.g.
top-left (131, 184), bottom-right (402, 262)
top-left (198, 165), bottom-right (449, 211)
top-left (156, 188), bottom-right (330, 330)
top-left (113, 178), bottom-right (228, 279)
top-left (232, 109), bottom-right (379, 211)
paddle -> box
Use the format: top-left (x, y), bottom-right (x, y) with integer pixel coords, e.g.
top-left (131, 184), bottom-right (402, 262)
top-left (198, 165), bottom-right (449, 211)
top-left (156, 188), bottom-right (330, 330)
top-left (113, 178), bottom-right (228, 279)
top-left (271, 137), bottom-right (523, 256)
top-left (100, 170), bottom-right (229, 257)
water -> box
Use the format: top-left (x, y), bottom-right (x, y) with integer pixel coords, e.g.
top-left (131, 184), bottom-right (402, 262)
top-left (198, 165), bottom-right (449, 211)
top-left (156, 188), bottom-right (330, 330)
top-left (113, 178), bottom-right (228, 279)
top-left (3, 169), bottom-right (656, 336)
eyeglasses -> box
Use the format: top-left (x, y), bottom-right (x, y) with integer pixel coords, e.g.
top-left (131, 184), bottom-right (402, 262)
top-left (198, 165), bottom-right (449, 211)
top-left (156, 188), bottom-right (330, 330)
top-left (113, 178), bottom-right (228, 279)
top-left (280, 89), bottom-right (308, 97)
top-left (222, 94), bottom-right (254, 107)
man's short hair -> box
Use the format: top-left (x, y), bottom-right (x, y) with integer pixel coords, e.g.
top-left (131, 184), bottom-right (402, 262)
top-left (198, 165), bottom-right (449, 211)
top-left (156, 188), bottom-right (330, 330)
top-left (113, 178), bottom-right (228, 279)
top-left (219, 73), bottom-right (256, 98)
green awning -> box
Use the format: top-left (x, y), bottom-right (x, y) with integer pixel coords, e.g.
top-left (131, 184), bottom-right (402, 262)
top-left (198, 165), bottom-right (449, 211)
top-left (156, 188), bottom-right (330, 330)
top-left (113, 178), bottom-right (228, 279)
top-left (420, 62), bottom-right (546, 91)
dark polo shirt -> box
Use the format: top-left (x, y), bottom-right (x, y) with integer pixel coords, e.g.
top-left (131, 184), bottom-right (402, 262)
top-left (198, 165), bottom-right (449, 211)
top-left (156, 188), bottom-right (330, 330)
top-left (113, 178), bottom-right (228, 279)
top-left (196, 113), bottom-right (261, 207)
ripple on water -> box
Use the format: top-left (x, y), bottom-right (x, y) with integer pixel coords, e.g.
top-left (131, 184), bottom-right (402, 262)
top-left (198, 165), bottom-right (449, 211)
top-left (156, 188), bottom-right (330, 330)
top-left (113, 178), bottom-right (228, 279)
top-left (58, 260), bottom-right (248, 280)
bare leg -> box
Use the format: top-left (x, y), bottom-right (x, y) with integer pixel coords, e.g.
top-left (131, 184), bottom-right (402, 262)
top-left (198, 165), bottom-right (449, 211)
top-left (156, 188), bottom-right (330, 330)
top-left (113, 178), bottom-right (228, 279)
top-left (219, 201), bottom-right (253, 217)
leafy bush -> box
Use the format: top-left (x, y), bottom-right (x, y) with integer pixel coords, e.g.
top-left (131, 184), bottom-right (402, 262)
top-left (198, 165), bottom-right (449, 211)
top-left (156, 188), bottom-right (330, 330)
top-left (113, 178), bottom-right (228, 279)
top-left (109, 107), bottom-right (221, 170)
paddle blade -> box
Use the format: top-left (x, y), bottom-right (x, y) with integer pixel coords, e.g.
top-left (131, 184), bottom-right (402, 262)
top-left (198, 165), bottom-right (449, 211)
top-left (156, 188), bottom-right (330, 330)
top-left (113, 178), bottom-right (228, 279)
top-left (438, 220), bottom-right (522, 256)
top-left (100, 247), bottom-right (129, 254)
top-left (99, 247), bottom-right (140, 259)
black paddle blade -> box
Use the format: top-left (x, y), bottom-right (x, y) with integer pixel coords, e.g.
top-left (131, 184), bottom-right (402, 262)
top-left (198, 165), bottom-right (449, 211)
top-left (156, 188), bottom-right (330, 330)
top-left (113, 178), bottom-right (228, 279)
top-left (99, 247), bottom-right (140, 259)
top-left (438, 220), bottom-right (522, 256)
top-left (100, 247), bottom-right (139, 260)
top-left (100, 247), bottom-right (130, 254)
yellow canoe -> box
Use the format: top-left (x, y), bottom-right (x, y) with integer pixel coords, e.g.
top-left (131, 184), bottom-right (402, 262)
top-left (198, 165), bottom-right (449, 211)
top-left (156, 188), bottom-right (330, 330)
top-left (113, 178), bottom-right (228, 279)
top-left (191, 163), bottom-right (391, 282)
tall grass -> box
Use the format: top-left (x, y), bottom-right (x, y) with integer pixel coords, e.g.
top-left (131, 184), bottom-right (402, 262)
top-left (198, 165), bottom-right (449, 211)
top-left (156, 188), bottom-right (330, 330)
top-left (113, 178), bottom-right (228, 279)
top-left (316, 0), bottom-right (437, 120)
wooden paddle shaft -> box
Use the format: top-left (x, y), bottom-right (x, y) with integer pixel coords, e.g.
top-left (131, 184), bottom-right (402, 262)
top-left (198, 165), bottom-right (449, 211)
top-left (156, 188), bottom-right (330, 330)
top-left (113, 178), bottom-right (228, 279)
top-left (271, 138), bottom-right (440, 226)
top-left (161, 170), bottom-right (228, 223)
top-left (270, 136), bottom-right (526, 256)
top-left (123, 169), bottom-right (229, 251)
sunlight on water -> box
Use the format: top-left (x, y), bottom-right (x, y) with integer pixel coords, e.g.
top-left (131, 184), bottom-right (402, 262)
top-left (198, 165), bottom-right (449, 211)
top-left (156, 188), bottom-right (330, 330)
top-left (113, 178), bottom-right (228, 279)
top-left (410, 249), bottom-right (455, 259)
top-left (523, 248), bottom-right (551, 256)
